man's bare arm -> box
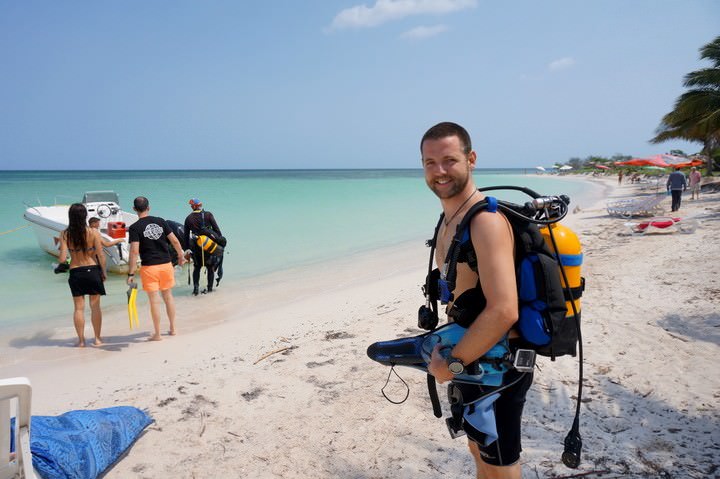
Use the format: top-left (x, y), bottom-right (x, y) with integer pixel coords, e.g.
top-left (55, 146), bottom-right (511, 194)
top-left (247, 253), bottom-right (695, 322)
top-left (451, 211), bottom-right (517, 362)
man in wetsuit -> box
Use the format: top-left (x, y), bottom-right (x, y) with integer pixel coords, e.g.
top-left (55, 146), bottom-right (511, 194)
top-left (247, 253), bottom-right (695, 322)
top-left (127, 196), bottom-right (186, 340)
top-left (421, 122), bottom-right (532, 479)
top-left (184, 198), bottom-right (223, 296)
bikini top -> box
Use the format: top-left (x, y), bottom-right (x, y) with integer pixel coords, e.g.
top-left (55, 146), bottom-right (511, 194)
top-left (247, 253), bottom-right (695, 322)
top-left (65, 230), bottom-right (97, 253)
top-left (67, 245), bottom-right (97, 253)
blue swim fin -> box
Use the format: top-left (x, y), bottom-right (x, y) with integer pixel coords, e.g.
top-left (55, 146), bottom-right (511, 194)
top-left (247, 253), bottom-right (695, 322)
top-left (367, 323), bottom-right (510, 386)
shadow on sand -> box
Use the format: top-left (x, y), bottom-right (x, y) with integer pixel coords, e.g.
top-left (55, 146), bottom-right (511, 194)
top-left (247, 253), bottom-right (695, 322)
top-left (9, 330), bottom-right (153, 352)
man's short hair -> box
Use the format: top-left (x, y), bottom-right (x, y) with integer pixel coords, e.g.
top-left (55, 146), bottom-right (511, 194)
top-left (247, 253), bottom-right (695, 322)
top-left (133, 196), bottom-right (150, 212)
top-left (88, 217), bottom-right (100, 224)
top-left (420, 122), bottom-right (472, 155)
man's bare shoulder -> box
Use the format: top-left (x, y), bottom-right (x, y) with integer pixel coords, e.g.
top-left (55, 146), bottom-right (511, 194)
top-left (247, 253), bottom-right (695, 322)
top-left (468, 208), bottom-right (511, 230)
top-left (468, 210), bottom-right (514, 249)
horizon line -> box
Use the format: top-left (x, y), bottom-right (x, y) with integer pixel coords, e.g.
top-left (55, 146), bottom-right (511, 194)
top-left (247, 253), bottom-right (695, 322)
top-left (0, 167), bottom-right (538, 173)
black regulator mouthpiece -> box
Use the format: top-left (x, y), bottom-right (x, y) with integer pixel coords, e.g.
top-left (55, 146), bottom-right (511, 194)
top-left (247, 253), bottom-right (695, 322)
top-left (561, 422), bottom-right (582, 469)
top-left (417, 304), bottom-right (438, 330)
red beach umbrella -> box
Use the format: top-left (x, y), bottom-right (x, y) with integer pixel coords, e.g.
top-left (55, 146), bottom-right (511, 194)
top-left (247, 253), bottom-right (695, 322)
top-left (594, 164), bottom-right (610, 170)
top-left (615, 156), bottom-right (670, 167)
top-left (616, 154), bottom-right (701, 169)
top-left (667, 159), bottom-right (704, 169)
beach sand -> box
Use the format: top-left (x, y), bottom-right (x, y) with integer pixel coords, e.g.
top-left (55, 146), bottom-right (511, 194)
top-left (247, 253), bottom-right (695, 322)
top-left (2, 178), bottom-right (719, 478)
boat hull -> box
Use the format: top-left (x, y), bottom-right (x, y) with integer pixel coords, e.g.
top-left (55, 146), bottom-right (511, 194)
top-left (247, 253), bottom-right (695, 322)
top-left (23, 204), bottom-right (138, 274)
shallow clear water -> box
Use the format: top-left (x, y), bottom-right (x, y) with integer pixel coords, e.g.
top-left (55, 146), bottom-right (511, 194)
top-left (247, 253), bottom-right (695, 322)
top-left (0, 169), bottom-right (601, 335)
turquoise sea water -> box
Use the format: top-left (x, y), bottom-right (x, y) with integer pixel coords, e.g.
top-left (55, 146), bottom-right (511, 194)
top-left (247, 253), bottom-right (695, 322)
top-left (0, 169), bottom-right (602, 337)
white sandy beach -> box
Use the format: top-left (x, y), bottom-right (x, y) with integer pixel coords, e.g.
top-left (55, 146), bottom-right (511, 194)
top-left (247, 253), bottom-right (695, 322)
top-left (2, 177), bottom-right (719, 478)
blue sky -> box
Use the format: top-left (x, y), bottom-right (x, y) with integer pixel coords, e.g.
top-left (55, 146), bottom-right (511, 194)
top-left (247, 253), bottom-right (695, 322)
top-left (0, 1), bottom-right (718, 169)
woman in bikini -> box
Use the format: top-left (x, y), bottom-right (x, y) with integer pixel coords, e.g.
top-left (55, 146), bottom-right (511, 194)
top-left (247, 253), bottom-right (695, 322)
top-left (58, 203), bottom-right (107, 347)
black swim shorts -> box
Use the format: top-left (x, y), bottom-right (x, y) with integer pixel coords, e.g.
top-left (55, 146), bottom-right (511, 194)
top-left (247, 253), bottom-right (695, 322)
top-left (454, 369), bottom-right (534, 466)
top-left (68, 265), bottom-right (106, 297)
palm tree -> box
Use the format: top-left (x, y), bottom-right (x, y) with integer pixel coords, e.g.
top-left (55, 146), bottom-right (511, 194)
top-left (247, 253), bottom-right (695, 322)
top-left (651, 35), bottom-right (720, 176)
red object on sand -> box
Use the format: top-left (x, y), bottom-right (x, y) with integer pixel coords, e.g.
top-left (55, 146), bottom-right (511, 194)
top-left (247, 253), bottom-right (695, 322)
top-left (635, 218), bottom-right (681, 231)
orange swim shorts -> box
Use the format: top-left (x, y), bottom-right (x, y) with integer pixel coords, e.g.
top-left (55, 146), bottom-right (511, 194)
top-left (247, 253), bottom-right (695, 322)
top-left (139, 263), bottom-right (175, 292)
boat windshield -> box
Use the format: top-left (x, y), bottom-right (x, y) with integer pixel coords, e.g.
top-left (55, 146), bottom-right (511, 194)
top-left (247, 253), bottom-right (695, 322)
top-left (82, 191), bottom-right (120, 204)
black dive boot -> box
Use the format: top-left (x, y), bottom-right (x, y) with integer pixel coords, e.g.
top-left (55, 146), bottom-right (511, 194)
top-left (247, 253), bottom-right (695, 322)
top-left (192, 285), bottom-right (199, 296)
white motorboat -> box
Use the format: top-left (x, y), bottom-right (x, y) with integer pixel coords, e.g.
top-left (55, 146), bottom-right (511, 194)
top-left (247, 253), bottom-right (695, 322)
top-left (23, 191), bottom-right (139, 274)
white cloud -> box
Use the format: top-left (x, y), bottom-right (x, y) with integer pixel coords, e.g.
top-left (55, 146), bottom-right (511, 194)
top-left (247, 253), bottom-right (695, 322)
top-left (548, 57), bottom-right (575, 71)
top-left (400, 24), bottom-right (448, 39)
top-left (329, 0), bottom-right (477, 30)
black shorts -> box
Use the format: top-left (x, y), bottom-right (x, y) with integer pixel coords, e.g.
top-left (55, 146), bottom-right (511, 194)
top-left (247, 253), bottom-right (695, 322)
top-left (68, 265), bottom-right (106, 297)
top-left (454, 369), bottom-right (534, 466)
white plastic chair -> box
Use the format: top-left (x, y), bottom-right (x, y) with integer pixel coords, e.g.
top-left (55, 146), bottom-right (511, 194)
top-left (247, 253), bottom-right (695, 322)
top-left (0, 378), bottom-right (36, 479)
top-left (607, 194), bottom-right (667, 218)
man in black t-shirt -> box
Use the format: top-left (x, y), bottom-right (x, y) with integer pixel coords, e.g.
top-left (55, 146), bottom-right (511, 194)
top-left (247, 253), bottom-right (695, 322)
top-left (127, 196), bottom-right (186, 341)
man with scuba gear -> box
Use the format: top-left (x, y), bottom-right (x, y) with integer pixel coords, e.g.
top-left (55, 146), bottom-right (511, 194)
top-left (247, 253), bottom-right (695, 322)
top-left (183, 198), bottom-right (223, 296)
top-left (421, 122), bottom-right (532, 479)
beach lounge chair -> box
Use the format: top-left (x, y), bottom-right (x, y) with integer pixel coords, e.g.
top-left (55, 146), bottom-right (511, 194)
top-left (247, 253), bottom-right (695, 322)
top-left (2, 376), bottom-right (153, 479)
top-left (1, 377), bottom-right (36, 479)
top-left (623, 216), bottom-right (699, 235)
top-left (607, 194), bottom-right (667, 218)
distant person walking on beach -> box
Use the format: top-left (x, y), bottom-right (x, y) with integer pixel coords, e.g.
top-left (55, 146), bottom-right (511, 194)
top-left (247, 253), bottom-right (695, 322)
top-left (58, 203), bottom-right (106, 347)
top-left (88, 217), bottom-right (125, 247)
top-left (184, 198), bottom-right (224, 296)
top-left (127, 197), bottom-right (186, 340)
top-left (689, 167), bottom-right (702, 200)
top-left (420, 122), bottom-right (532, 479)
top-left (666, 169), bottom-right (687, 212)
top-left (618, 171), bottom-right (623, 185)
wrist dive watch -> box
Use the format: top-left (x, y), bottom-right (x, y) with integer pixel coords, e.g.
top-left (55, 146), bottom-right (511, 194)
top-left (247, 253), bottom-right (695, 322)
top-left (447, 356), bottom-right (465, 375)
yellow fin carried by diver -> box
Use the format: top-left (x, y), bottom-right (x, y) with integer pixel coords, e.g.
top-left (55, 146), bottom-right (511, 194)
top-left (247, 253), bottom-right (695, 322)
top-left (127, 283), bottom-right (139, 329)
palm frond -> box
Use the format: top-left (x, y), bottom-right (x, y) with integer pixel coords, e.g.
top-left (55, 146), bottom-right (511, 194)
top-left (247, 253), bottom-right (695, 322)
top-left (698, 35), bottom-right (720, 65)
top-left (652, 35), bottom-right (720, 165)
top-left (684, 68), bottom-right (720, 89)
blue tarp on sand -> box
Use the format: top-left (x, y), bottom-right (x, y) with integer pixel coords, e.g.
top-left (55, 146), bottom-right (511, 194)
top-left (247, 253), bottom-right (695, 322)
top-left (30, 406), bottom-right (153, 479)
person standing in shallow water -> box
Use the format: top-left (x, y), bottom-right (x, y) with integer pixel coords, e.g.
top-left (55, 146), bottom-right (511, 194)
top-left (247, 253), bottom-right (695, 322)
top-left (127, 196), bottom-right (186, 341)
top-left (58, 203), bottom-right (107, 347)
top-left (421, 122), bottom-right (532, 479)
top-left (88, 216), bottom-right (125, 247)
top-left (183, 198), bottom-right (223, 296)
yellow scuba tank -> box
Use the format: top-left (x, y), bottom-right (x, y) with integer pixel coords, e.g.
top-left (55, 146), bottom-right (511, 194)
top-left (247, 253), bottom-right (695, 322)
top-left (539, 222), bottom-right (583, 320)
top-left (196, 235), bottom-right (223, 255)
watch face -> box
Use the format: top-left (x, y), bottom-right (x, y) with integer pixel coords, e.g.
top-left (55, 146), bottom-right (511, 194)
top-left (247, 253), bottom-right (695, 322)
top-left (448, 360), bottom-right (464, 374)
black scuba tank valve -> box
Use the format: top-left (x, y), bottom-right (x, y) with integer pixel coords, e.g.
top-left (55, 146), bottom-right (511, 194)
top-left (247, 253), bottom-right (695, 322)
top-left (522, 201), bottom-right (537, 216)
